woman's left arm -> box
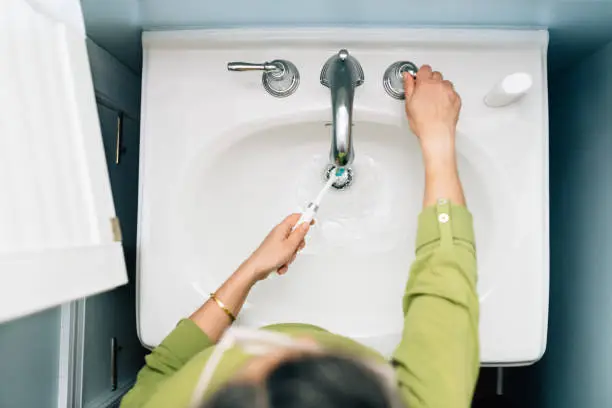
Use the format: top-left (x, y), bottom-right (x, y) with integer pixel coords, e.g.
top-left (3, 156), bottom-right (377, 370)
top-left (188, 262), bottom-right (260, 342)
top-left (191, 213), bottom-right (310, 341)
top-left (121, 214), bottom-right (310, 408)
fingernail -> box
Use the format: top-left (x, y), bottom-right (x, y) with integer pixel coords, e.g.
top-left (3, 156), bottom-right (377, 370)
top-left (301, 223), bottom-right (309, 230)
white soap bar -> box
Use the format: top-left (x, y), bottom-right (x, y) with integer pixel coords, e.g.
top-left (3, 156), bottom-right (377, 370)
top-left (484, 72), bottom-right (533, 107)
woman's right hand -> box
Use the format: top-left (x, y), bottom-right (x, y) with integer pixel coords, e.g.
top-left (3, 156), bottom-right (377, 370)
top-left (404, 65), bottom-right (466, 207)
top-left (403, 65), bottom-right (461, 155)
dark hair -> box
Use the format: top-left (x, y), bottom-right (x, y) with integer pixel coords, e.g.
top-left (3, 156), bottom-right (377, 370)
top-left (203, 354), bottom-right (395, 408)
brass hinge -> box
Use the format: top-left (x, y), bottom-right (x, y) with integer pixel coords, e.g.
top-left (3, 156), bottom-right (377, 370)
top-left (110, 217), bottom-right (122, 242)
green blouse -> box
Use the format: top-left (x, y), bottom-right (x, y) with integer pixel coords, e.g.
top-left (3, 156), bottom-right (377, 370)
top-left (122, 202), bottom-right (479, 408)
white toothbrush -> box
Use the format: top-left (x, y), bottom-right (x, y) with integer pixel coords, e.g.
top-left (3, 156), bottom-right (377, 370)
top-left (293, 168), bottom-right (344, 230)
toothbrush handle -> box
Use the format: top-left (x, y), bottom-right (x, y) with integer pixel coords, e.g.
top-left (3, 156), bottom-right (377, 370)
top-left (293, 204), bottom-right (317, 231)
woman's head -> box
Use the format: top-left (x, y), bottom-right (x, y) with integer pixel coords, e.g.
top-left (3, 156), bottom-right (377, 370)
top-left (203, 353), bottom-right (400, 408)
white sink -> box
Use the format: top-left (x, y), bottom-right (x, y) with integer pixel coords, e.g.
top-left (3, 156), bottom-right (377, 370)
top-left (137, 29), bottom-right (549, 364)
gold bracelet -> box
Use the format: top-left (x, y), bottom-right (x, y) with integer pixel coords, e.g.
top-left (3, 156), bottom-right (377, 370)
top-left (209, 293), bottom-right (236, 323)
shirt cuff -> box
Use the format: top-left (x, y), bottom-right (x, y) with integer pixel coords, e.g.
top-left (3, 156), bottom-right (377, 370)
top-left (415, 203), bottom-right (475, 253)
top-left (160, 319), bottom-right (214, 363)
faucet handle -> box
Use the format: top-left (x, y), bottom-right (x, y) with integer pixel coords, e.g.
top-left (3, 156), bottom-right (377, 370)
top-left (382, 61), bottom-right (418, 100)
top-left (227, 62), bottom-right (284, 72)
top-left (227, 59), bottom-right (300, 98)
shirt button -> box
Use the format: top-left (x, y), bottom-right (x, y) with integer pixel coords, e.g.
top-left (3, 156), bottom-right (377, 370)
top-left (438, 198), bottom-right (448, 205)
top-left (438, 213), bottom-right (450, 223)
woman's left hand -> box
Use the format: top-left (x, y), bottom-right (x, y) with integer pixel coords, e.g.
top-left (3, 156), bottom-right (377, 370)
top-left (242, 214), bottom-right (312, 281)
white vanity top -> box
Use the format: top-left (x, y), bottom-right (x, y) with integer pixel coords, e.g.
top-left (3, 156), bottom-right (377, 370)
top-left (137, 28), bottom-right (549, 365)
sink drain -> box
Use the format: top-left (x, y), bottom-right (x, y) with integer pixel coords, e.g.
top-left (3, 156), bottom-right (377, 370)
top-left (324, 165), bottom-right (353, 190)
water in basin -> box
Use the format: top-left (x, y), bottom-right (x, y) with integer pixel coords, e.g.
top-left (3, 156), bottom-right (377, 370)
top-left (178, 119), bottom-right (488, 354)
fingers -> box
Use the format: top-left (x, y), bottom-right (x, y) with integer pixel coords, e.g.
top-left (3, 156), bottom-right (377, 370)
top-left (283, 213), bottom-right (302, 223)
top-left (287, 222), bottom-right (310, 249)
top-left (278, 213), bottom-right (302, 232)
top-left (443, 80), bottom-right (460, 103)
top-left (416, 64), bottom-right (432, 81)
top-left (403, 72), bottom-right (415, 100)
top-left (277, 213), bottom-right (316, 235)
top-left (277, 250), bottom-right (299, 276)
top-left (417, 65), bottom-right (446, 83)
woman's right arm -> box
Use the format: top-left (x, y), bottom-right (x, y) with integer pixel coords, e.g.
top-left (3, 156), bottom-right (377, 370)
top-left (392, 66), bottom-right (480, 408)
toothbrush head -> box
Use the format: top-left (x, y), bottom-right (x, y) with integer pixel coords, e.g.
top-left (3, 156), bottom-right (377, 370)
top-left (323, 164), bottom-right (353, 190)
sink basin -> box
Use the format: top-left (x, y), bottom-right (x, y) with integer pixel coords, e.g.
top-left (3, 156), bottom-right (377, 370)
top-left (175, 114), bottom-right (494, 354)
top-left (137, 28), bottom-right (549, 364)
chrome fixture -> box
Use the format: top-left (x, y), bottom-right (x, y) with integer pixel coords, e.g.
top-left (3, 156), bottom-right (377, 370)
top-left (383, 61), bottom-right (417, 100)
top-left (320, 49), bottom-right (364, 168)
top-left (227, 60), bottom-right (300, 97)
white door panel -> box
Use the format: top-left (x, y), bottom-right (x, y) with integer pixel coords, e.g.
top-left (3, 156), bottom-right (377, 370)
top-left (0, 0), bottom-right (127, 323)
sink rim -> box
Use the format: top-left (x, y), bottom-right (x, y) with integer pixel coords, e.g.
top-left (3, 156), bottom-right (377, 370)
top-left (137, 30), bottom-right (549, 361)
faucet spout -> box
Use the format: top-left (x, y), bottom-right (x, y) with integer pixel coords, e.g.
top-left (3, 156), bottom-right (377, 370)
top-left (320, 49), bottom-right (364, 168)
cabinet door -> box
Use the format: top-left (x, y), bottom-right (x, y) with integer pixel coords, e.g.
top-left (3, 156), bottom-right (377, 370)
top-left (0, 0), bottom-right (127, 323)
top-left (81, 105), bottom-right (145, 404)
top-left (111, 114), bottom-right (145, 384)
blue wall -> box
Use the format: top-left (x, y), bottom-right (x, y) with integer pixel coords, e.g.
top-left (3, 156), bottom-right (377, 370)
top-left (0, 307), bottom-right (61, 408)
top-left (530, 39), bottom-right (612, 407)
top-left (82, 0), bottom-right (612, 72)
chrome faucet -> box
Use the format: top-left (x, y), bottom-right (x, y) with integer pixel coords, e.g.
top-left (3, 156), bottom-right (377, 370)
top-left (320, 49), bottom-right (364, 168)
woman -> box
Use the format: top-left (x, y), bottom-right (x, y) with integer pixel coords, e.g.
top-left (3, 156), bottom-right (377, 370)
top-left (122, 65), bottom-right (479, 408)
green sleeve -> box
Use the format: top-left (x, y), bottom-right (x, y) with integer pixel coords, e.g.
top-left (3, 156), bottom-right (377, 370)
top-left (392, 202), bottom-right (480, 408)
top-left (121, 319), bottom-right (214, 408)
